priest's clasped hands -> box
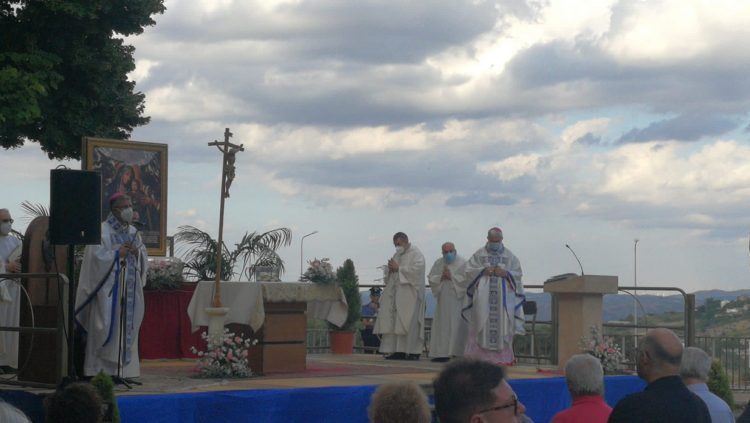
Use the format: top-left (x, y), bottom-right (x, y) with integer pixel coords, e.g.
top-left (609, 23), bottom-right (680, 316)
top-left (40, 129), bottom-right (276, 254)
top-left (387, 258), bottom-right (399, 272)
top-left (483, 266), bottom-right (508, 278)
top-left (118, 241), bottom-right (136, 258)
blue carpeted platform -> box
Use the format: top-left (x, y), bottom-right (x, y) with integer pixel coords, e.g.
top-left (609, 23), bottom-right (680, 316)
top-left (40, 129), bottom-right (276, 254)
top-left (115, 375), bottom-right (645, 423)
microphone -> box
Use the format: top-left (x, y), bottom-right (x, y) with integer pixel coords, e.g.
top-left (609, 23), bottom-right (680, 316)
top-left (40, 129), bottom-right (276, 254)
top-left (565, 244), bottom-right (584, 276)
top-left (131, 220), bottom-right (145, 229)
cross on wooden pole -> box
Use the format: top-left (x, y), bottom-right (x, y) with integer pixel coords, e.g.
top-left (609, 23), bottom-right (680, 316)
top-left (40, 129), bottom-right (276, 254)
top-left (207, 128), bottom-right (244, 307)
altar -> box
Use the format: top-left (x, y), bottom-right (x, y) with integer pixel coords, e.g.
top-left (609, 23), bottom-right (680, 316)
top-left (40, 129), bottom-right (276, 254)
top-left (187, 281), bottom-right (348, 374)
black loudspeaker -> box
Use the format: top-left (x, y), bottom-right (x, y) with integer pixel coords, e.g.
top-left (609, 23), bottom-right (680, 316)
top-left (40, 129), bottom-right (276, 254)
top-left (50, 169), bottom-right (102, 245)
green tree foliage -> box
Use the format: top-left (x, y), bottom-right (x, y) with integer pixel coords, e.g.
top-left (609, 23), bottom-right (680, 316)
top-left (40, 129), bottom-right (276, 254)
top-left (334, 259), bottom-right (361, 331)
top-left (707, 358), bottom-right (734, 409)
top-left (0, 0), bottom-right (166, 159)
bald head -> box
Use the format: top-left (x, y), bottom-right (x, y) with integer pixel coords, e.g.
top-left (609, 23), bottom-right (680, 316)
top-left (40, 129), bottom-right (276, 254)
top-left (638, 328), bottom-right (683, 382)
top-left (487, 227), bottom-right (503, 240)
top-left (644, 328), bottom-right (683, 364)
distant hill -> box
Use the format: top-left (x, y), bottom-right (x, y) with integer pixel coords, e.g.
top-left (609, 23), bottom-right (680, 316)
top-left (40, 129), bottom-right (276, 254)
top-left (360, 288), bottom-right (750, 321)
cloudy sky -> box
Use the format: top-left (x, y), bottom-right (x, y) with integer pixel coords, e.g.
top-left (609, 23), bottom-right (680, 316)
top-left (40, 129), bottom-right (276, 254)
top-left (4, 0), bottom-right (750, 293)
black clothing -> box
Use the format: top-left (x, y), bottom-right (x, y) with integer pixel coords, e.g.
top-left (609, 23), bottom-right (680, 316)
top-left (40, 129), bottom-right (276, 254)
top-left (608, 376), bottom-right (711, 423)
top-left (738, 401), bottom-right (750, 423)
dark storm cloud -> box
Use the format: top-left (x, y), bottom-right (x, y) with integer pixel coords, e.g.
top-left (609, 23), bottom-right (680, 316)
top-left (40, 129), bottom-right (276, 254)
top-left (616, 113), bottom-right (739, 144)
top-left (503, 39), bottom-right (750, 116)
top-left (132, 0), bottom-right (750, 131)
top-left (575, 133), bottom-right (601, 146)
top-left (154, 0), bottom-right (501, 64)
top-left (271, 128), bottom-right (542, 206)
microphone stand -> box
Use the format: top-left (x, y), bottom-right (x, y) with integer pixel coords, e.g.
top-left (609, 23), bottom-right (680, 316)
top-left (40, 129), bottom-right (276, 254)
top-left (565, 244), bottom-right (585, 276)
top-left (112, 226), bottom-right (143, 389)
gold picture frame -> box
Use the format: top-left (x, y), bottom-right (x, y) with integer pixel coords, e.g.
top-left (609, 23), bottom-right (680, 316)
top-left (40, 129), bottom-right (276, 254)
top-left (82, 137), bottom-right (168, 256)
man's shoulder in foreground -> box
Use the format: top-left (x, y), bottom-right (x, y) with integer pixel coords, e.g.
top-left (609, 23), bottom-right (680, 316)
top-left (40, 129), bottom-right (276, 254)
top-left (687, 383), bottom-right (734, 423)
top-left (608, 377), bottom-right (711, 423)
top-left (550, 395), bottom-right (611, 423)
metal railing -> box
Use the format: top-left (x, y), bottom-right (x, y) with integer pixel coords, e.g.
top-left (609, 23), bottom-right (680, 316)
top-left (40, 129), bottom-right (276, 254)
top-left (336, 283), bottom-right (750, 391)
top-left (695, 336), bottom-right (750, 391)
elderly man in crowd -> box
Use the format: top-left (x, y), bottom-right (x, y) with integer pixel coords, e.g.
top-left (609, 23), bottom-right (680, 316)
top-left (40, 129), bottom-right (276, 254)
top-left (428, 241), bottom-right (468, 362)
top-left (608, 328), bottom-right (710, 423)
top-left (374, 232), bottom-right (426, 360)
top-left (45, 382), bottom-right (104, 423)
top-left (76, 194), bottom-right (148, 379)
top-left (434, 358), bottom-right (530, 423)
top-left (679, 346), bottom-right (734, 423)
top-left (0, 208), bottom-right (22, 373)
top-left (368, 381), bottom-right (432, 423)
top-left (461, 227), bottom-right (525, 365)
top-left (550, 354), bottom-right (612, 423)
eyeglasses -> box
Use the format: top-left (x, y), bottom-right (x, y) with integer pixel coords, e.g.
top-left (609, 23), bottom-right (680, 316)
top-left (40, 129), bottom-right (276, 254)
top-left (478, 395), bottom-right (517, 416)
top-left (1, 218), bottom-right (13, 224)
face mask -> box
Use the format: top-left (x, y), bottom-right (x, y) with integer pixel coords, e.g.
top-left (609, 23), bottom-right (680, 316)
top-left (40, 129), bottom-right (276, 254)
top-left (443, 252), bottom-right (456, 264)
top-left (395, 246), bottom-right (405, 255)
top-left (486, 241), bottom-right (502, 252)
top-left (0, 222), bottom-right (11, 236)
top-left (119, 207), bottom-right (134, 224)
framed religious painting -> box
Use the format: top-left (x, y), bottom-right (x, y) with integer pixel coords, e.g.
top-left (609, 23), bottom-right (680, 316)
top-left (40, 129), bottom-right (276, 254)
top-left (82, 137), bottom-right (168, 256)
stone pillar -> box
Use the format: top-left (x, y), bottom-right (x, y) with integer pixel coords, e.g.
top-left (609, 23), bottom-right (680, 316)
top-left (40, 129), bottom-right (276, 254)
top-left (204, 306), bottom-right (229, 343)
top-left (544, 275), bottom-right (618, 369)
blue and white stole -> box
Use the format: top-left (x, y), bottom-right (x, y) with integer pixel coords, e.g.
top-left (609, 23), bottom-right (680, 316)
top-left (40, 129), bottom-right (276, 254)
top-left (463, 247), bottom-right (525, 350)
top-left (103, 213), bottom-right (138, 365)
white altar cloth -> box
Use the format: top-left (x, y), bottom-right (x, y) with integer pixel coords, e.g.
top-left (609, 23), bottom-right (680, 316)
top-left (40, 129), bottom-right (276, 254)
top-left (187, 281), bottom-right (348, 332)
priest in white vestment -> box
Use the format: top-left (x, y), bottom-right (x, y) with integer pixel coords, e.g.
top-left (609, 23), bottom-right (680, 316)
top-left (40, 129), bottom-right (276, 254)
top-left (76, 194), bottom-right (148, 378)
top-left (0, 208), bottom-right (22, 371)
top-left (427, 242), bottom-right (468, 361)
top-left (460, 227), bottom-right (525, 365)
top-left (374, 232), bottom-right (426, 360)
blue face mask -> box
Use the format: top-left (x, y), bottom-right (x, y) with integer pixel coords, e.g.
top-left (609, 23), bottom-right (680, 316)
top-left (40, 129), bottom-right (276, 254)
top-left (443, 252), bottom-right (456, 264)
top-left (486, 241), bottom-right (502, 252)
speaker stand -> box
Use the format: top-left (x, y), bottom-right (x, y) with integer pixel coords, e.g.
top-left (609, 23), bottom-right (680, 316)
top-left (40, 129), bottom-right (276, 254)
top-left (111, 376), bottom-right (141, 389)
top-left (67, 244), bottom-right (77, 381)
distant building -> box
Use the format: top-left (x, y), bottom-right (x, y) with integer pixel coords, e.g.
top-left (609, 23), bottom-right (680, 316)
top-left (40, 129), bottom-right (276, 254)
top-left (720, 300), bottom-right (730, 308)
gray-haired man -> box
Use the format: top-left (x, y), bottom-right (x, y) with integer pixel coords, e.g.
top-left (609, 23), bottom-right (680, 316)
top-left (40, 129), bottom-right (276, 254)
top-left (680, 347), bottom-right (734, 423)
top-left (551, 354), bottom-right (612, 423)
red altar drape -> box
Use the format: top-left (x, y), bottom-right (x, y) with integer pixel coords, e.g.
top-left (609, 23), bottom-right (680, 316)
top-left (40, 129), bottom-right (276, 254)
top-left (139, 283), bottom-right (205, 359)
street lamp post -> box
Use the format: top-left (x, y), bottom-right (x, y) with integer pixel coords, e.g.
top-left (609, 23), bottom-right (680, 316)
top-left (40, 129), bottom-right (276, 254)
top-left (300, 231), bottom-right (319, 279)
top-left (634, 238), bottom-right (639, 348)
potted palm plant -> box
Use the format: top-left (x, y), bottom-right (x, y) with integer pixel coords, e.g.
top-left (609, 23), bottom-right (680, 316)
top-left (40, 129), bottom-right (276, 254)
top-left (328, 259), bottom-right (361, 354)
top-left (174, 225), bottom-right (291, 281)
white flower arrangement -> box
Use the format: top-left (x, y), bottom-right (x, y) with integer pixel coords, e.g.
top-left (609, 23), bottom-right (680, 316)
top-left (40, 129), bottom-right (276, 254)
top-left (579, 325), bottom-right (625, 374)
top-left (190, 329), bottom-right (258, 378)
top-left (146, 256), bottom-right (184, 290)
top-left (302, 258), bottom-right (336, 285)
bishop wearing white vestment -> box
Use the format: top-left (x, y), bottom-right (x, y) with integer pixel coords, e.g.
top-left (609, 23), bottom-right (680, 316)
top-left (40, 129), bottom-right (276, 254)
top-left (0, 208), bottom-right (22, 370)
top-left (427, 242), bottom-right (468, 360)
top-left (76, 194), bottom-right (148, 378)
top-left (374, 232), bottom-right (426, 360)
top-left (461, 227), bottom-right (525, 365)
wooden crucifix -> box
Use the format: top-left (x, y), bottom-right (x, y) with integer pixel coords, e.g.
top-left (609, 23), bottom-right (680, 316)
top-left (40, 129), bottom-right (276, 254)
top-left (208, 128), bottom-right (244, 307)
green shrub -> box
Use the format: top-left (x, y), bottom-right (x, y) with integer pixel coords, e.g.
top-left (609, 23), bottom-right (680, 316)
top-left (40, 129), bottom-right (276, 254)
top-left (707, 359), bottom-right (734, 409)
top-left (332, 259), bottom-right (361, 331)
top-left (91, 371), bottom-right (120, 423)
